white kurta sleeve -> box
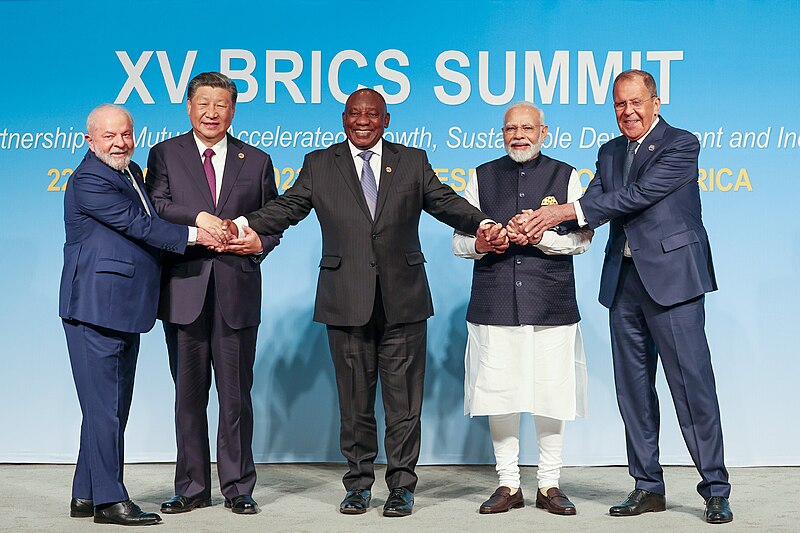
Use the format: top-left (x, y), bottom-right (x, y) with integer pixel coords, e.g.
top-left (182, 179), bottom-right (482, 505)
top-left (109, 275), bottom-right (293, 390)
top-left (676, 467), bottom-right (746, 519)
top-left (535, 169), bottom-right (594, 256)
top-left (453, 169), bottom-right (487, 259)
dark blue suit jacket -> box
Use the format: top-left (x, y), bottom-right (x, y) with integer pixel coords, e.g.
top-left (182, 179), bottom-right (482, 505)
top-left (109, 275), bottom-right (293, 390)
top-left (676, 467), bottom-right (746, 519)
top-left (579, 117), bottom-right (717, 308)
top-left (59, 150), bottom-right (188, 333)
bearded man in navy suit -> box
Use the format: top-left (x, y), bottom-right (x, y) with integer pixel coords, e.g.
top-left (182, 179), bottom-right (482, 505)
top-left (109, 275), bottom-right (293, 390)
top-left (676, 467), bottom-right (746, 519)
top-left (517, 70), bottom-right (733, 524)
top-left (60, 104), bottom-right (220, 526)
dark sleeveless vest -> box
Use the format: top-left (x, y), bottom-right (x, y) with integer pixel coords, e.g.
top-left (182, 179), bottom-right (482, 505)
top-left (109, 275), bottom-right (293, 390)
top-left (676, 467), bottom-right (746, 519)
top-left (466, 154), bottom-right (581, 326)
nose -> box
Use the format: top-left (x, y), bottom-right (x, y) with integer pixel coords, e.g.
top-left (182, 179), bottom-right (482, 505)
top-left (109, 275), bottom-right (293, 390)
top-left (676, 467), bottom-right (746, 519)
top-left (112, 134), bottom-right (126, 146)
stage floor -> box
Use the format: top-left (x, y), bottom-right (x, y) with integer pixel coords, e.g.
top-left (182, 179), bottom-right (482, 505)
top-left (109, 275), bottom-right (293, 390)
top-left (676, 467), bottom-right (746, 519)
top-left (1, 463), bottom-right (795, 532)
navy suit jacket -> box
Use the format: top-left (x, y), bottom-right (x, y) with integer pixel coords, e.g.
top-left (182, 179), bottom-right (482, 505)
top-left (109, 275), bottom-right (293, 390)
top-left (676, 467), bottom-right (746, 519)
top-left (244, 140), bottom-right (486, 327)
top-left (59, 150), bottom-right (188, 333)
top-left (580, 117), bottom-right (717, 308)
top-left (146, 133), bottom-right (279, 329)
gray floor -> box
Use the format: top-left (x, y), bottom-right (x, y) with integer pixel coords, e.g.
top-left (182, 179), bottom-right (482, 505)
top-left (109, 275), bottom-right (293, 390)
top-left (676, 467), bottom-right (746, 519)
top-left (1, 463), bottom-right (796, 532)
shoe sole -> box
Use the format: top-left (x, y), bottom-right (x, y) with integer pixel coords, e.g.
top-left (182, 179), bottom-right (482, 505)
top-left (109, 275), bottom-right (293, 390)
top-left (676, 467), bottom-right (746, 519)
top-left (340, 507), bottom-right (369, 515)
top-left (93, 516), bottom-right (161, 525)
top-left (70, 509), bottom-right (94, 518)
top-left (383, 509), bottom-right (412, 517)
top-left (479, 501), bottom-right (524, 514)
top-left (535, 501), bottom-right (576, 515)
top-left (609, 506), bottom-right (666, 516)
top-left (161, 499), bottom-right (212, 514)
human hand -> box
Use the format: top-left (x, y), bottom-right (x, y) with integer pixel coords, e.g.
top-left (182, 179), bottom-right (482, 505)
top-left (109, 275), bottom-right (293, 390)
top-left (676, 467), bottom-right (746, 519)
top-left (224, 225), bottom-right (264, 255)
top-left (220, 218), bottom-right (240, 241)
top-left (476, 222), bottom-right (509, 254)
top-left (196, 227), bottom-right (225, 252)
top-left (196, 211), bottom-right (229, 244)
top-left (507, 213), bottom-right (542, 246)
top-left (521, 204), bottom-right (575, 241)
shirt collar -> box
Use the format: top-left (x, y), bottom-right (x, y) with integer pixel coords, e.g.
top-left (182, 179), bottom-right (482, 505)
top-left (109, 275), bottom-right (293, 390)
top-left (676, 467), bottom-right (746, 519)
top-left (348, 138), bottom-right (383, 159)
top-left (192, 132), bottom-right (228, 156)
top-left (631, 116), bottom-right (660, 145)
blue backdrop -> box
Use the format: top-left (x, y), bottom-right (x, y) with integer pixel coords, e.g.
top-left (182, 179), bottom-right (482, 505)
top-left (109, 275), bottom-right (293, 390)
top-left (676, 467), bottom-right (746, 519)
top-left (1, 0), bottom-right (798, 467)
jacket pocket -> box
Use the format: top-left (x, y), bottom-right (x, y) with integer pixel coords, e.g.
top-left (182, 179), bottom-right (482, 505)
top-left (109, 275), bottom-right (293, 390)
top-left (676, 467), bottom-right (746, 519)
top-left (95, 258), bottom-right (135, 278)
top-left (661, 230), bottom-right (699, 252)
top-left (396, 182), bottom-right (419, 193)
top-left (319, 255), bottom-right (342, 269)
top-left (405, 251), bottom-right (426, 265)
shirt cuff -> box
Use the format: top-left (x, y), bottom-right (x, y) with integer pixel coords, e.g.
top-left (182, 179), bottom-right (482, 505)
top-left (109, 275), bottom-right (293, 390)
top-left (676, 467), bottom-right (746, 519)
top-left (574, 200), bottom-right (588, 227)
top-left (188, 226), bottom-right (197, 245)
top-left (233, 216), bottom-right (248, 238)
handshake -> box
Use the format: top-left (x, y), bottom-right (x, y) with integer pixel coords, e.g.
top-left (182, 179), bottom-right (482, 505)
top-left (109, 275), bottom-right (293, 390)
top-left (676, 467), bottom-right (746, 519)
top-left (194, 211), bottom-right (263, 255)
top-left (476, 207), bottom-right (562, 254)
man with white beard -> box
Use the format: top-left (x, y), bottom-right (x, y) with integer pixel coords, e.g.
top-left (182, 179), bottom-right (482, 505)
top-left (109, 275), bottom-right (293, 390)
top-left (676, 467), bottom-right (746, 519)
top-left (453, 101), bottom-right (593, 516)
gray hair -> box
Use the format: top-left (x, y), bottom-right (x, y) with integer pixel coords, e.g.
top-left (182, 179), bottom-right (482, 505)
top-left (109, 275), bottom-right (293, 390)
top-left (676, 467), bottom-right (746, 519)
top-left (614, 69), bottom-right (658, 97)
top-left (86, 104), bottom-right (133, 134)
top-left (504, 101), bottom-right (545, 125)
top-left (187, 71), bottom-right (238, 103)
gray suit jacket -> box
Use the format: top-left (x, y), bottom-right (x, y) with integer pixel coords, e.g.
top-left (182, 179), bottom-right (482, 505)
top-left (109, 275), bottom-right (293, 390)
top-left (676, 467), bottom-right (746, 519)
top-left (245, 140), bottom-right (486, 326)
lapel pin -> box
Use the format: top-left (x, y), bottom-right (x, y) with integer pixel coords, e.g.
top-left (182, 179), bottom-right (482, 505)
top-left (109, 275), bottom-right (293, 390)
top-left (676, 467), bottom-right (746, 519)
top-left (648, 144), bottom-right (655, 152)
top-left (238, 152), bottom-right (245, 159)
top-left (386, 166), bottom-right (392, 173)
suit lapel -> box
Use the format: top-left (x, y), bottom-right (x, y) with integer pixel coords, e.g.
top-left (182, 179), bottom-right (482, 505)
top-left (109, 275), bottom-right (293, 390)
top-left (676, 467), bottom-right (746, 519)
top-left (130, 166), bottom-right (156, 214)
top-left (628, 118), bottom-right (669, 184)
top-left (175, 132), bottom-right (216, 211)
top-left (216, 134), bottom-right (245, 213)
top-left (333, 142), bottom-right (373, 221)
top-left (612, 139), bottom-right (627, 189)
top-left (374, 141), bottom-right (398, 221)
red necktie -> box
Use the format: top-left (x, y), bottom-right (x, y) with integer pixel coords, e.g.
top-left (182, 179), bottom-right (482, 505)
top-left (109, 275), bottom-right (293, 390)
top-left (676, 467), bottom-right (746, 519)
top-left (203, 148), bottom-right (216, 205)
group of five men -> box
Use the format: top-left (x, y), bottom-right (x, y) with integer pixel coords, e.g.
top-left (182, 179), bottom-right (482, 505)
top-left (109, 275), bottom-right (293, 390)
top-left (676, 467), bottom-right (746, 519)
top-left (59, 69), bottom-right (732, 525)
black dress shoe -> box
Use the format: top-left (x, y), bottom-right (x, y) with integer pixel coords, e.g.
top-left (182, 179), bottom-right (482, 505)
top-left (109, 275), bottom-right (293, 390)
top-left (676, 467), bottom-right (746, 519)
top-left (609, 489), bottom-right (666, 516)
top-left (224, 494), bottom-right (259, 515)
top-left (479, 486), bottom-right (524, 514)
top-left (340, 488), bottom-right (372, 514)
top-left (94, 500), bottom-right (162, 526)
top-left (705, 496), bottom-right (733, 524)
top-left (70, 497), bottom-right (93, 518)
top-left (383, 487), bottom-right (414, 517)
top-left (160, 494), bottom-right (212, 514)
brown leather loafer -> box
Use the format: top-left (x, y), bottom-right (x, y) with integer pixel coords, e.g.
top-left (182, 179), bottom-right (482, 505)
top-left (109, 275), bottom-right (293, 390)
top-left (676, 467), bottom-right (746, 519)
top-left (479, 486), bottom-right (524, 514)
top-left (535, 487), bottom-right (576, 515)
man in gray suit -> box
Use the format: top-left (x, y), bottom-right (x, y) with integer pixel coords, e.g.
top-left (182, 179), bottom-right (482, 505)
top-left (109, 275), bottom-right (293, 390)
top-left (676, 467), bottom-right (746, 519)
top-left (146, 72), bottom-right (280, 516)
top-left (228, 88), bottom-right (502, 517)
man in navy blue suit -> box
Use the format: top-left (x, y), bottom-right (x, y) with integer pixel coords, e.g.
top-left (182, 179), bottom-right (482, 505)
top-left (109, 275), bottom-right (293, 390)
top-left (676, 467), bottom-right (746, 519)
top-left (59, 104), bottom-right (220, 526)
top-left (519, 70), bottom-right (732, 524)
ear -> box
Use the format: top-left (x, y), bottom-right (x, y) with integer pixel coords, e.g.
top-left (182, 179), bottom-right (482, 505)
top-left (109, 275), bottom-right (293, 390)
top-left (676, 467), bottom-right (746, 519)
top-left (383, 112), bottom-right (390, 129)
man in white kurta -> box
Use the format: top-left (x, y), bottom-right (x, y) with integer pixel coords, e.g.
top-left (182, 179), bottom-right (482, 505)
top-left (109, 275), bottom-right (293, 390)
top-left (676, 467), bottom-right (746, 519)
top-left (453, 102), bottom-right (592, 515)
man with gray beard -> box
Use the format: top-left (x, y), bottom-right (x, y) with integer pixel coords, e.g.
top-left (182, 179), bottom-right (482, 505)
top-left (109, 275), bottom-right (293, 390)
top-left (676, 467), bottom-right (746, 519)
top-left (453, 101), bottom-right (592, 516)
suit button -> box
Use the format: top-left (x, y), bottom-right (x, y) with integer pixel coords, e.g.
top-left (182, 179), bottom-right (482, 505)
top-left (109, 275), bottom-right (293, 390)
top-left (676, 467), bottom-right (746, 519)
top-left (515, 281), bottom-right (522, 287)
top-left (369, 261), bottom-right (376, 267)
top-left (520, 171), bottom-right (525, 177)
top-left (372, 234), bottom-right (378, 240)
top-left (516, 258), bottom-right (522, 265)
top-left (519, 192), bottom-right (525, 198)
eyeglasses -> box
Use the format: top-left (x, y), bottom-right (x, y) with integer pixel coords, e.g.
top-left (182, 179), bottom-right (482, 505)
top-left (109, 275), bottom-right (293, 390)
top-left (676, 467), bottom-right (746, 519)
top-left (613, 96), bottom-right (657, 110)
top-left (502, 124), bottom-right (545, 135)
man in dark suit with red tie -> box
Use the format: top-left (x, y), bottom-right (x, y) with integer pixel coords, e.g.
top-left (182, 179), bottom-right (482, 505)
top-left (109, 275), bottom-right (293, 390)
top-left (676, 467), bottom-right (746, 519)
top-left (146, 72), bottom-right (280, 515)
top-left (520, 70), bottom-right (733, 524)
top-left (229, 88), bottom-right (500, 517)
top-left (60, 104), bottom-right (220, 526)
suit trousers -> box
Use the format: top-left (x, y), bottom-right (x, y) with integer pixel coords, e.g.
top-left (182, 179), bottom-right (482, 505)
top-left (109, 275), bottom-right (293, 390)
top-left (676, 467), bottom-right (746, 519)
top-left (164, 275), bottom-right (258, 500)
top-left (610, 259), bottom-right (730, 499)
top-left (63, 318), bottom-right (139, 506)
top-left (326, 284), bottom-right (427, 492)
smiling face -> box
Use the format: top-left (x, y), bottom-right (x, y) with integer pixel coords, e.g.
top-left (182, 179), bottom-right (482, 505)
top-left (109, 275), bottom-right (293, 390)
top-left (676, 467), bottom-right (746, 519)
top-left (503, 105), bottom-right (548, 163)
top-left (613, 76), bottom-right (660, 141)
top-left (187, 85), bottom-right (235, 146)
top-left (86, 106), bottom-right (134, 171)
top-left (342, 89), bottom-right (390, 150)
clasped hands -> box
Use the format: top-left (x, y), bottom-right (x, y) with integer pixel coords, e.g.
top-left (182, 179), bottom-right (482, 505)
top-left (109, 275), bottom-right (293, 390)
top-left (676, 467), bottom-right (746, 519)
top-left (194, 212), bottom-right (263, 255)
top-left (476, 203), bottom-right (574, 253)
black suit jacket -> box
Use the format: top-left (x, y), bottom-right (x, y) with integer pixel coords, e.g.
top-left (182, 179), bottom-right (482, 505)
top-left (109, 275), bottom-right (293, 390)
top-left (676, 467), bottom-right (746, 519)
top-left (245, 140), bottom-right (486, 326)
top-left (146, 133), bottom-right (280, 329)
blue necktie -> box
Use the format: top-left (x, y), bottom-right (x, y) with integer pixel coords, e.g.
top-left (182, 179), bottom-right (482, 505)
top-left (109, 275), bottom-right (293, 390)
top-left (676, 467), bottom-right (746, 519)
top-left (622, 141), bottom-right (639, 185)
top-left (358, 150), bottom-right (378, 218)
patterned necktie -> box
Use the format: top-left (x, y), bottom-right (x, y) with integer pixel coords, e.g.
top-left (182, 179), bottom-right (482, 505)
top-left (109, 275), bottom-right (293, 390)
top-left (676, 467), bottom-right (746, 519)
top-left (123, 168), bottom-right (151, 216)
top-left (203, 147), bottom-right (217, 205)
top-left (358, 150), bottom-right (378, 218)
top-left (622, 141), bottom-right (639, 185)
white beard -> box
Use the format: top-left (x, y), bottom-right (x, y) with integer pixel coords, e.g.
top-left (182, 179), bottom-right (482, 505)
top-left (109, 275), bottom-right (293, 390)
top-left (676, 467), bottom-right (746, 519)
top-left (505, 141), bottom-right (543, 163)
top-left (95, 149), bottom-right (133, 171)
